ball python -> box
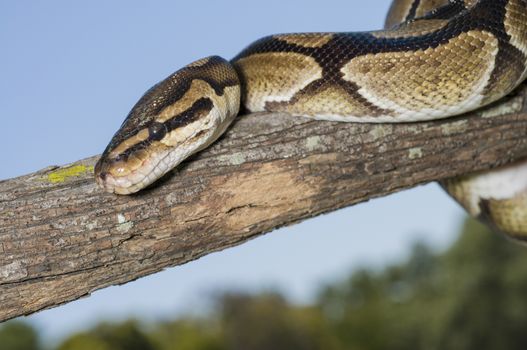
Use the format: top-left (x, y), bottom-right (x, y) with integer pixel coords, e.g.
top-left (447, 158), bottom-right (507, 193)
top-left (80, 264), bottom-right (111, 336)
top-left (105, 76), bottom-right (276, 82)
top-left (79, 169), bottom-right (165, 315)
top-left (95, 0), bottom-right (527, 242)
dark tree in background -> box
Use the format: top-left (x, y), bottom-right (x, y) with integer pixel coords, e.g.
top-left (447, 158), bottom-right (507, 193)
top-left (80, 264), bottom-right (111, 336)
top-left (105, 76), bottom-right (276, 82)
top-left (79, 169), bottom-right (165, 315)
top-left (0, 322), bottom-right (41, 350)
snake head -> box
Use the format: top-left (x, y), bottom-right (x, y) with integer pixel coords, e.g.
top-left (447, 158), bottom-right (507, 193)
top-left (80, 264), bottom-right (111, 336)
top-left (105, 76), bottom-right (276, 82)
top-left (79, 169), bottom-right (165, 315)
top-left (95, 56), bottom-right (240, 195)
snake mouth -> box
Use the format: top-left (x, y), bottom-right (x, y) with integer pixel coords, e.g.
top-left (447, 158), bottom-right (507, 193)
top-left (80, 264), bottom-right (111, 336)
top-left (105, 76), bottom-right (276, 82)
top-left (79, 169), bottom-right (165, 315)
top-left (95, 147), bottom-right (172, 195)
top-left (94, 117), bottom-right (229, 195)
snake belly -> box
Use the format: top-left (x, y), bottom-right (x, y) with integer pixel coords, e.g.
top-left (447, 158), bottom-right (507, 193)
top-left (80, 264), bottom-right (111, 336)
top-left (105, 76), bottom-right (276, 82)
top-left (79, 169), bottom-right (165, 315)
top-left (95, 0), bottom-right (527, 242)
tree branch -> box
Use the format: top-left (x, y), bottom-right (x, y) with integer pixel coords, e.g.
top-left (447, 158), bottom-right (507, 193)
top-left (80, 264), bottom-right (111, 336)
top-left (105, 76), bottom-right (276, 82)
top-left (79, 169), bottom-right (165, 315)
top-left (1, 86), bottom-right (527, 322)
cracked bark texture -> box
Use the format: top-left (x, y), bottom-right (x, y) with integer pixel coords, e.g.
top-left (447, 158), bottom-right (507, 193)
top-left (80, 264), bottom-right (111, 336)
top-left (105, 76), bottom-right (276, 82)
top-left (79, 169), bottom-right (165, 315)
top-left (1, 85), bottom-right (527, 322)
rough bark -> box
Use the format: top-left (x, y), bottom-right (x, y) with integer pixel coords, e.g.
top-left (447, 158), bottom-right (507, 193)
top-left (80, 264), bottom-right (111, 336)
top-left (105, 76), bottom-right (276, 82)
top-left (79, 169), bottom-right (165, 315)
top-left (1, 86), bottom-right (527, 322)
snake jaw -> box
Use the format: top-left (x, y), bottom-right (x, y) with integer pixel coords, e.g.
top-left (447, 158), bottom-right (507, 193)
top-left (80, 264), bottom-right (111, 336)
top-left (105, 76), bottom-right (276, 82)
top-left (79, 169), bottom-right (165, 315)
top-left (95, 114), bottom-right (234, 195)
top-left (95, 95), bottom-right (240, 194)
top-left (94, 105), bottom-right (237, 194)
top-left (95, 147), bottom-right (170, 194)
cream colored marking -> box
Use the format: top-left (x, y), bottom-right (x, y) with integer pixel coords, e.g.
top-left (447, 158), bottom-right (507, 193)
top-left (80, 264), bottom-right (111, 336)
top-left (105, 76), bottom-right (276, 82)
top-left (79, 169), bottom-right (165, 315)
top-left (273, 84), bottom-right (392, 119)
top-left (369, 125), bottom-right (390, 140)
top-left (408, 147), bottom-right (423, 159)
top-left (157, 80), bottom-right (216, 123)
top-left (86, 220), bottom-right (98, 230)
top-left (162, 85), bottom-right (239, 146)
top-left (504, 0), bottom-right (527, 80)
top-left (109, 129), bottom-right (150, 158)
top-left (235, 52), bottom-right (323, 112)
top-left (472, 164), bottom-right (527, 200)
top-left (441, 120), bottom-right (468, 135)
top-left (341, 31), bottom-right (499, 120)
top-left (215, 152), bottom-right (247, 166)
top-left (117, 213), bottom-right (127, 224)
top-left (447, 160), bottom-right (527, 216)
top-left (305, 136), bottom-right (321, 151)
top-left (55, 238), bottom-right (66, 247)
top-left (228, 153), bottom-right (247, 165)
top-left (118, 222), bottom-right (134, 233)
top-left (0, 261), bottom-right (28, 281)
top-left (117, 213), bottom-right (134, 233)
top-left (373, 19), bottom-right (448, 39)
top-left (480, 95), bottom-right (525, 118)
top-left (275, 33), bottom-right (334, 48)
top-left (290, 113), bottom-right (400, 123)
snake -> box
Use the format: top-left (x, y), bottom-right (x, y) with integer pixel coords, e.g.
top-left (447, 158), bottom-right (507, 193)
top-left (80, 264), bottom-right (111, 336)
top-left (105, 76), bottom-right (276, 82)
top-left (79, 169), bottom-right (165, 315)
top-left (95, 0), bottom-right (527, 242)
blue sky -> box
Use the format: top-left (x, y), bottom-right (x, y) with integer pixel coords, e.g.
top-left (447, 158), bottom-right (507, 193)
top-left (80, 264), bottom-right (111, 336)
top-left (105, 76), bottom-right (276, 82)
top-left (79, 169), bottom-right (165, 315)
top-left (1, 0), bottom-right (466, 343)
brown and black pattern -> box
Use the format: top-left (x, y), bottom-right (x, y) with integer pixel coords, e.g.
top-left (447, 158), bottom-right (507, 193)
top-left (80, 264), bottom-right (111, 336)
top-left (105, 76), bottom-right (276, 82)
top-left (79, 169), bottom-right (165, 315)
top-left (232, 0), bottom-right (527, 121)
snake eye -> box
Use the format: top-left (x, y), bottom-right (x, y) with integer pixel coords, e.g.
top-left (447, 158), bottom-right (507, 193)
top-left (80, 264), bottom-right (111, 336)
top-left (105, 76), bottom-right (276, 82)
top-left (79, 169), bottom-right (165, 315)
top-left (148, 122), bottom-right (167, 141)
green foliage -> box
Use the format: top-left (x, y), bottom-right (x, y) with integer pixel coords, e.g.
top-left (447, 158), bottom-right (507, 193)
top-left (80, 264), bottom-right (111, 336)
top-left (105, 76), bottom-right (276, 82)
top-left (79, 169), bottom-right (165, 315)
top-left (6, 218), bottom-right (527, 350)
top-left (57, 320), bottom-right (154, 350)
top-left (318, 219), bottom-right (527, 350)
top-left (57, 333), bottom-right (112, 350)
top-left (148, 319), bottom-right (225, 350)
top-left (217, 292), bottom-right (337, 350)
top-left (0, 321), bottom-right (41, 350)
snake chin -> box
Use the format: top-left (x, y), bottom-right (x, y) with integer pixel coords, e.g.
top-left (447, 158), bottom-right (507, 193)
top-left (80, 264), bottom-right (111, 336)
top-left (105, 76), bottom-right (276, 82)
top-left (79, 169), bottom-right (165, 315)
top-left (95, 150), bottom-right (172, 195)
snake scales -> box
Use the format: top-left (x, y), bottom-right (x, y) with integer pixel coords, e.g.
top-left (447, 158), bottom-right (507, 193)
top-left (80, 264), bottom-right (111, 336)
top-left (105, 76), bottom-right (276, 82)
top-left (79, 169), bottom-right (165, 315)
top-left (95, 0), bottom-right (527, 242)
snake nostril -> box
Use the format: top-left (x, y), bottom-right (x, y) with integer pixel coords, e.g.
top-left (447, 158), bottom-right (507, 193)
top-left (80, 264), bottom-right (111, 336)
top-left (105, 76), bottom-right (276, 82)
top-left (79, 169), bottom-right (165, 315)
top-left (98, 172), bottom-right (107, 181)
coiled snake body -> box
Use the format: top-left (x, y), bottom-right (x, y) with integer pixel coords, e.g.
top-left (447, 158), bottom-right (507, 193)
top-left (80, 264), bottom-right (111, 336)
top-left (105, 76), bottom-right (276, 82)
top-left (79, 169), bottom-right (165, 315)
top-left (95, 0), bottom-right (527, 241)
